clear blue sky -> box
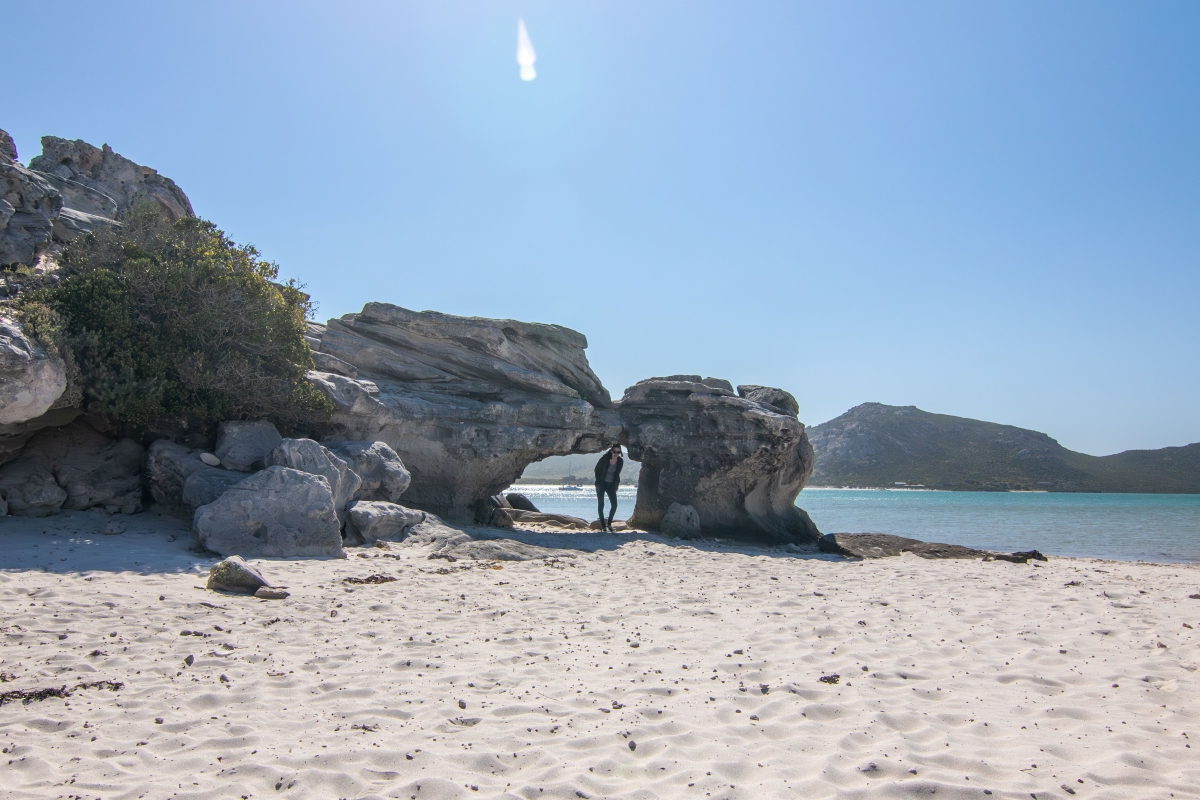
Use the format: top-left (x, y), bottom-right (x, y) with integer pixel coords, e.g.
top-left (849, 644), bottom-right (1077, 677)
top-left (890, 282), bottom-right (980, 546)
top-left (6, 1), bottom-right (1198, 456)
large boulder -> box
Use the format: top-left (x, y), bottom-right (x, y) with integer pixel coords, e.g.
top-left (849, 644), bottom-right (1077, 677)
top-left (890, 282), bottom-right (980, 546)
top-left (323, 440), bottom-right (409, 502)
top-left (0, 316), bottom-right (66, 426)
top-left (345, 501), bottom-right (426, 544)
top-left (265, 438), bottom-right (361, 525)
top-left (215, 420), bottom-right (282, 472)
top-left (0, 420), bottom-right (143, 515)
top-left (618, 376), bottom-right (820, 544)
top-left (306, 303), bottom-right (621, 519)
top-left (192, 466), bottom-right (344, 558)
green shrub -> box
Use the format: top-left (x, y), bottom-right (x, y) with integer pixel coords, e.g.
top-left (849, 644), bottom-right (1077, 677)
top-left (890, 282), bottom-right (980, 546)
top-left (16, 204), bottom-right (332, 432)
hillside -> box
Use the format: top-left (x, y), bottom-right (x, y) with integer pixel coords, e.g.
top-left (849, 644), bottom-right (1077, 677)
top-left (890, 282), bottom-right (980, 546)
top-left (808, 403), bottom-right (1200, 493)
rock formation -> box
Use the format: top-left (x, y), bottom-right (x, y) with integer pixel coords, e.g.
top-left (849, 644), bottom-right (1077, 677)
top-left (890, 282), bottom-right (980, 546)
top-left (0, 420), bottom-right (142, 516)
top-left (265, 438), bottom-right (361, 525)
top-left (1, 129), bottom-right (192, 270)
top-left (192, 466), bottom-right (344, 558)
top-left (324, 440), bottom-right (410, 502)
top-left (29, 136), bottom-right (193, 224)
top-left (617, 376), bottom-right (819, 543)
top-left (306, 303), bottom-right (621, 518)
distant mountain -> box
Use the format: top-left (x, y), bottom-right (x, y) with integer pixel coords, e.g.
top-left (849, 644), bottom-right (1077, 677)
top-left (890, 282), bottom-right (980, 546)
top-left (808, 403), bottom-right (1200, 493)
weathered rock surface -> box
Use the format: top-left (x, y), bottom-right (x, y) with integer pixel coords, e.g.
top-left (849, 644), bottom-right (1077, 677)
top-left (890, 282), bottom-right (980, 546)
top-left (0, 456), bottom-right (66, 516)
top-left (215, 420), bottom-right (282, 472)
top-left (1, 153), bottom-right (62, 267)
top-left (193, 466), bottom-right (344, 558)
top-left (323, 440), bottom-right (410, 502)
top-left (619, 376), bottom-right (820, 544)
top-left (345, 500), bottom-right (426, 544)
top-left (145, 440), bottom-right (230, 517)
top-left (400, 514), bottom-right (581, 562)
top-left (29, 136), bottom-right (193, 223)
top-left (265, 438), bottom-right (361, 524)
top-left (659, 502), bottom-right (701, 539)
top-left (307, 303), bottom-right (621, 518)
top-left (0, 316), bottom-right (66, 426)
top-left (206, 556), bottom-right (272, 593)
top-left (0, 421), bottom-right (142, 515)
top-left (181, 469), bottom-right (248, 512)
top-left (818, 533), bottom-right (987, 560)
top-left (1, 129), bottom-right (192, 269)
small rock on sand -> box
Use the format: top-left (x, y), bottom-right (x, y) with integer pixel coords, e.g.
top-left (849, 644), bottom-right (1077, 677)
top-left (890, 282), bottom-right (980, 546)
top-left (206, 555), bottom-right (271, 594)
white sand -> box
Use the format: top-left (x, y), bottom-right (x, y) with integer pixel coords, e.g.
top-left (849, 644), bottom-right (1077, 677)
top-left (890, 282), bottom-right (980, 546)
top-left (2, 512), bottom-right (1199, 799)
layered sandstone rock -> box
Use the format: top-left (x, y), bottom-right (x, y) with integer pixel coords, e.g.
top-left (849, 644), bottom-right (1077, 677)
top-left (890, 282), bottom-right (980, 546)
top-left (1, 129), bottom-right (193, 270)
top-left (307, 303), bottom-right (620, 518)
top-left (29, 136), bottom-right (193, 223)
top-left (618, 376), bottom-right (820, 543)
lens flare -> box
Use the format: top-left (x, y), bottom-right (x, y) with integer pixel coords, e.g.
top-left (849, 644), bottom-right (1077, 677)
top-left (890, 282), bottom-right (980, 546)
top-left (517, 18), bottom-right (537, 81)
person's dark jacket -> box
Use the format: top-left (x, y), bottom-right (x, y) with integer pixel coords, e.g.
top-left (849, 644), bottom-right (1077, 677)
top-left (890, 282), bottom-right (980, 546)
top-left (594, 453), bottom-right (623, 487)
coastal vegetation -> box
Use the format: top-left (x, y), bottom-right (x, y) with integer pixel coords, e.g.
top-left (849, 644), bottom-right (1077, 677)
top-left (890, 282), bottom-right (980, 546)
top-left (15, 204), bottom-right (331, 433)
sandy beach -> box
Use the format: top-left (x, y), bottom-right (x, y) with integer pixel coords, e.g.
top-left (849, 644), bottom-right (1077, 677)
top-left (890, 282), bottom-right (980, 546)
top-left (2, 513), bottom-right (1199, 800)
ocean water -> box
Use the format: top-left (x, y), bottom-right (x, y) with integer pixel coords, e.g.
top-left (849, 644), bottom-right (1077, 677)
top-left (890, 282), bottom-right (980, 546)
top-left (506, 485), bottom-right (1200, 563)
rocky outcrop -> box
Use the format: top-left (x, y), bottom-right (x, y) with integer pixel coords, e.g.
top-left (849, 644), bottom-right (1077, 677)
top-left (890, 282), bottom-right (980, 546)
top-left (192, 466), bottom-right (344, 558)
top-left (817, 533), bottom-right (989, 560)
top-left (29, 136), bottom-right (192, 224)
top-left (0, 420), bottom-right (142, 516)
top-left (618, 376), bottom-right (819, 543)
top-left (0, 315), bottom-right (66, 428)
top-left (215, 420), bottom-right (282, 472)
top-left (307, 303), bottom-right (620, 518)
top-left (324, 440), bottom-right (410, 502)
top-left (1, 129), bottom-right (192, 270)
top-left (1, 153), bottom-right (62, 267)
top-left (265, 438), bottom-right (360, 525)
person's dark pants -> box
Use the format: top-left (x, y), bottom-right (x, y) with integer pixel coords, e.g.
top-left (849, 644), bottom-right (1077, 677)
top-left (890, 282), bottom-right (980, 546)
top-left (596, 482), bottom-right (618, 524)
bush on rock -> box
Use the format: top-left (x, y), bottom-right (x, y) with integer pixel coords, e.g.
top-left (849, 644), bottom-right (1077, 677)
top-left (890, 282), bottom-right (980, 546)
top-left (15, 204), bottom-right (332, 433)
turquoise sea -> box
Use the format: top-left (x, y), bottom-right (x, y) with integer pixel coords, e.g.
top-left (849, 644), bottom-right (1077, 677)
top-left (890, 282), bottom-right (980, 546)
top-left (507, 485), bottom-right (1200, 563)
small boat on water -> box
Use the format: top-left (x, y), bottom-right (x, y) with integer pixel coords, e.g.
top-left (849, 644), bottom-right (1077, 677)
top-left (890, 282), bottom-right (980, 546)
top-left (560, 485), bottom-right (582, 491)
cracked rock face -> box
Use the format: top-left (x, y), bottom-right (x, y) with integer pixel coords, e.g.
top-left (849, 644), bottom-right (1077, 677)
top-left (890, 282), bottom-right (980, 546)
top-left (618, 376), bottom-right (820, 543)
top-left (307, 303), bottom-right (620, 519)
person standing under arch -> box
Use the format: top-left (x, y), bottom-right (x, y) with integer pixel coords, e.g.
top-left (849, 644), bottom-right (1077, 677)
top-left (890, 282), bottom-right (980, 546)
top-left (594, 443), bottom-right (623, 531)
